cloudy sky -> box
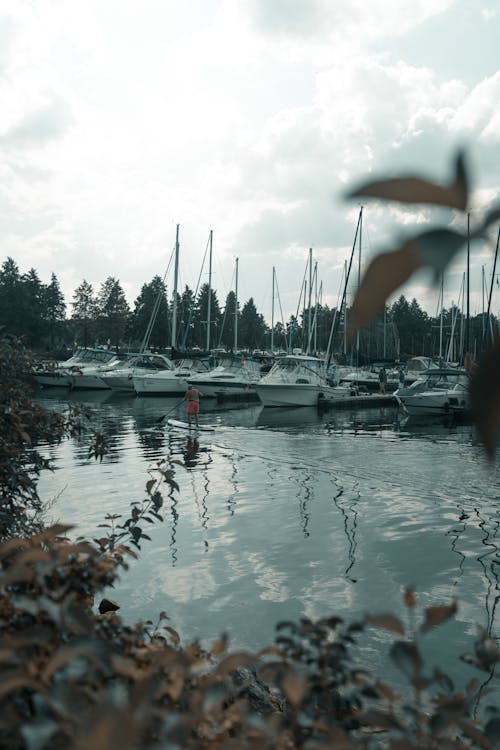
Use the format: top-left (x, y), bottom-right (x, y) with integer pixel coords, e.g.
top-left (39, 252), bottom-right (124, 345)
top-left (1, 0), bottom-right (499, 326)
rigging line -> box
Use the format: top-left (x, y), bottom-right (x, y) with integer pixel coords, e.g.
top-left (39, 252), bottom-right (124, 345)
top-left (274, 275), bottom-right (288, 347)
top-left (217, 264), bottom-right (237, 347)
top-left (140, 243), bottom-right (176, 352)
top-left (180, 232), bottom-right (212, 351)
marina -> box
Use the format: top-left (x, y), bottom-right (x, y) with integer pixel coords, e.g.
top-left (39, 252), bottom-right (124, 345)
top-left (34, 388), bottom-right (499, 702)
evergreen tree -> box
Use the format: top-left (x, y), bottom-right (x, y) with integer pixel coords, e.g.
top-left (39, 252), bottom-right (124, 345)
top-left (239, 298), bottom-right (267, 350)
top-left (0, 258), bottom-right (23, 336)
top-left (177, 286), bottom-right (196, 350)
top-left (129, 276), bottom-right (169, 350)
top-left (96, 277), bottom-right (130, 348)
top-left (219, 290), bottom-right (238, 350)
top-left (71, 280), bottom-right (97, 348)
top-left (43, 273), bottom-right (66, 348)
top-left (193, 283), bottom-right (221, 349)
top-left (22, 268), bottom-right (46, 343)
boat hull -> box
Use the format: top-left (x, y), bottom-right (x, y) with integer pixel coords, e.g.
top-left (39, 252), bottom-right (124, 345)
top-left (133, 374), bottom-right (188, 395)
top-left (254, 383), bottom-right (325, 407)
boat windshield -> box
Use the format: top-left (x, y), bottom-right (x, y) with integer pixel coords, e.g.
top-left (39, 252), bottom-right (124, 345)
top-left (271, 357), bottom-right (322, 374)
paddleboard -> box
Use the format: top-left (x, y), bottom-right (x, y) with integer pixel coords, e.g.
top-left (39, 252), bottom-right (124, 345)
top-left (167, 418), bottom-right (215, 432)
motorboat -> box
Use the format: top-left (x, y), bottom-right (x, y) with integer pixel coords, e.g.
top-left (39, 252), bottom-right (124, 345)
top-left (187, 356), bottom-right (262, 397)
top-left (133, 357), bottom-right (212, 396)
top-left (99, 353), bottom-right (172, 392)
top-left (254, 354), bottom-right (352, 407)
top-left (68, 349), bottom-right (122, 390)
top-left (394, 368), bottom-right (470, 416)
top-left (33, 348), bottom-right (119, 388)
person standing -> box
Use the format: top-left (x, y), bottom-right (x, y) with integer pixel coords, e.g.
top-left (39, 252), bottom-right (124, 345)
top-left (398, 367), bottom-right (406, 388)
top-left (183, 385), bottom-right (203, 428)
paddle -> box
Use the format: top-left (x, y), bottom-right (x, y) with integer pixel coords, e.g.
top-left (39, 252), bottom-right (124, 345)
top-left (155, 398), bottom-right (185, 424)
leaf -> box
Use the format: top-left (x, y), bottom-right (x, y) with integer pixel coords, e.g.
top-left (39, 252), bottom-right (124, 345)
top-left (390, 641), bottom-right (422, 678)
top-left (146, 479), bottom-right (156, 493)
top-left (346, 150), bottom-right (468, 210)
top-left (349, 241), bottom-right (420, 334)
top-left (281, 671), bottom-right (307, 708)
top-left (470, 339), bottom-right (500, 458)
top-left (420, 601), bottom-right (457, 633)
top-left (412, 227), bottom-right (467, 282)
top-left (214, 652), bottom-right (255, 676)
top-left (210, 635), bottom-right (228, 657)
top-left (164, 626), bottom-right (180, 646)
top-left (365, 614), bottom-right (405, 636)
top-left (404, 586), bottom-right (417, 608)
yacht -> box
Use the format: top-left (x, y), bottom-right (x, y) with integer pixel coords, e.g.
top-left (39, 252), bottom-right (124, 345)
top-left (187, 356), bottom-right (262, 397)
top-left (34, 348), bottom-right (119, 388)
top-left (394, 368), bottom-right (470, 416)
top-left (254, 354), bottom-right (352, 407)
top-left (133, 358), bottom-right (211, 396)
top-left (99, 353), bottom-right (172, 392)
top-left (68, 349), bottom-right (122, 390)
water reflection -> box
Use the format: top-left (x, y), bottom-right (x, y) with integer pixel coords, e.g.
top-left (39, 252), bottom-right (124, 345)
top-left (33, 389), bottom-right (500, 700)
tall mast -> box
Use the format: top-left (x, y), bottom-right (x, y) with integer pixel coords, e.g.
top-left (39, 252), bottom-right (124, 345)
top-left (307, 247), bottom-right (312, 354)
top-left (314, 263), bottom-right (318, 355)
top-left (171, 223), bottom-right (180, 350)
top-left (234, 256), bottom-right (239, 352)
top-left (206, 229), bottom-right (213, 351)
top-left (439, 273), bottom-right (444, 360)
top-left (271, 266), bottom-right (275, 354)
top-left (465, 212), bottom-right (470, 358)
top-left (356, 206), bottom-right (363, 365)
top-left (486, 225), bottom-right (500, 346)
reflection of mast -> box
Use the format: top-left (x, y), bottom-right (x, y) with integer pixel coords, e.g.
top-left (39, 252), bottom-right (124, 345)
top-left (332, 481), bottom-right (359, 583)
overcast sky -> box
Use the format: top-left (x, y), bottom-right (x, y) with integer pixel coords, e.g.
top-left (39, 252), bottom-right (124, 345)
top-left (1, 0), bottom-right (500, 326)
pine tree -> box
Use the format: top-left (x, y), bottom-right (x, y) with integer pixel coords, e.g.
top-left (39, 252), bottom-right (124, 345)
top-left (43, 273), bottom-right (66, 349)
top-left (96, 277), bottom-right (130, 349)
top-left (129, 276), bottom-right (169, 350)
top-left (239, 298), bottom-right (267, 350)
top-left (71, 280), bottom-right (97, 348)
top-left (0, 258), bottom-right (23, 336)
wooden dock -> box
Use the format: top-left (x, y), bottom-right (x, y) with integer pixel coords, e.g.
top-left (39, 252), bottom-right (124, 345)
top-left (318, 393), bottom-right (397, 410)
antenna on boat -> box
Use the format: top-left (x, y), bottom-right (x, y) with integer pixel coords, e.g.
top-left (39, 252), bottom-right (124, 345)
top-left (234, 256), bottom-right (239, 352)
top-left (206, 229), bottom-right (213, 352)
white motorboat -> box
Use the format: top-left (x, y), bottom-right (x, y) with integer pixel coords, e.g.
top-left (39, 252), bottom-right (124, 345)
top-left (34, 348), bottom-right (118, 388)
top-left (187, 356), bottom-right (262, 397)
top-left (99, 353), bottom-right (172, 392)
top-left (394, 368), bottom-right (470, 416)
top-left (68, 349), bottom-right (122, 390)
top-left (133, 358), bottom-right (212, 396)
top-left (254, 354), bottom-right (351, 407)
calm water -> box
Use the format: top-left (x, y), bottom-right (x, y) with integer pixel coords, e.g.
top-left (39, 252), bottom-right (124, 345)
top-left (35, 389), bottom-right (500, 701)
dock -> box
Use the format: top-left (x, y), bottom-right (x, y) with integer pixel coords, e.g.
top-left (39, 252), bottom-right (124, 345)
top-left (318, 393), bottom-right (397, 410)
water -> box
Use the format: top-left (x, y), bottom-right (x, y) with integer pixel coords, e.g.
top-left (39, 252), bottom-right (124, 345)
top-left (35, 389), bottom-right (500, 703)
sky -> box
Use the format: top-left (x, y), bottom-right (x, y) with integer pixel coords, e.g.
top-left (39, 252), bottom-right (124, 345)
top-left (1, 0), bottom-right (500, 327)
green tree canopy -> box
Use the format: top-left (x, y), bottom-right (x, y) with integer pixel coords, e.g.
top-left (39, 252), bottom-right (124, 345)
top-left (96, 277), bottom-right (130, 348)
top-left (239, 297), bottom-right (267, 350)
top-left (129, 275), bottom-right (169, 350)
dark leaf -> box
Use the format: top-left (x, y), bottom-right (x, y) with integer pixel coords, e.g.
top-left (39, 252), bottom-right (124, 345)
top-left (421, 602), bottom-right (457, 633)
top-left (346, 150), bottom-right (468, 210)
top-left (470, 339), bottom-right (500, 458)
top-left (390, 641), bottom-right (422, 679)
top-left (365, 613), bottom-right (405, 636)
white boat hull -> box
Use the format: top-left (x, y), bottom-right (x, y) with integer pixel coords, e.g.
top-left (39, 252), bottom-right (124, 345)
top-left (70, 373), bottom-right (111, 390)
top-left (34, 372), bottom-right (72, 387)
top-left (133, 373), bottom-right (188, 395)
top-left (396, 393), bottom-right (469, 416)
top-left (255, 383), bottom-right (325, 407)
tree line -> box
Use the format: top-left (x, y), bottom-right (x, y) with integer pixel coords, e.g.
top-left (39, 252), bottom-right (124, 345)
top-left (0, 256), bottom-right (496, 361)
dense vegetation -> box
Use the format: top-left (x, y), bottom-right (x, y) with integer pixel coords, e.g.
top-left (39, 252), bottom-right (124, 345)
top-left (1, 255), bottom-right (495, 360)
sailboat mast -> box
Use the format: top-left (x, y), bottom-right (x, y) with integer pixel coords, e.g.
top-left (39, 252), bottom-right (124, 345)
top-left (356, 206), bottom-right (363, 365)
top-left (486, 225), bottom-right (500, 346)
top-left (171, 223), bottom-right (180, 350)
top-left (439, 273), bottom-right (444, 360)
top-left (271, 266), bottom-right (275, 354)
top-left (314, 263), bottom-right (318, 355)
top-left (234, 256), bottom-right (239, 352)
top-left (206, 229), bottom-right (213, 351)
top-left (307, 248), bottom-right (312, 354)
top-left (465, 212), bottom-right (470, 358)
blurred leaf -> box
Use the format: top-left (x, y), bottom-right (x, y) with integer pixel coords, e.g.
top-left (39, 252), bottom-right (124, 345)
top-left (365, 614), bottom-right (405, 636)
top-left (346, 150), bottom-right (468, 210)
top-left (20, 719), bottom-right (58, 750)
top-left (421, 602), bottom-right (457, 633)
top-left (470, 339), bottom-right (500, 458)
top-left (164, 626), bottom-right (180, 646)
top-left (421, 601), bottom-right (457, 633)
top-left (210, 635), bottom-right (228, 657)
top-left (404, 586), bottom-right (416, 608)
top-left (282, 671), bottom-right (307, 708)
top-left (349, 242), bottom-right (420, 334)
top-left (214, 652), bottom-right (255, 676)
top-left (390, 641), bottom-right (422, 679)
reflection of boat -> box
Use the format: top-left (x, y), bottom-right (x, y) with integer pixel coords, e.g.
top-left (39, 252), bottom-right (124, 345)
top-left (187, 356), bottom-right (262, 397)
top-left (395, 368), bottom-right (470, 416)
top-left (254, 355), bottom-right (351, 407)
top-left (100, 353), bottom-right (172, 391)
top-left (256, 406), bottom-right (323, 429)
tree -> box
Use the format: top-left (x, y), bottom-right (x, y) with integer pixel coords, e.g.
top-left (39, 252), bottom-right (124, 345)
top-left (71, 280), bottom-right (97, 348)
top-left (129, 276), bottom-right (169, 350)
top-left (177, 285), bottom-right (196, 350)
top-left (192, 283), bottom-right (222, 349)
top-left (219, 290), bottom-right (238, 350)
top-left (96, 277), bottom-right (130, 348)
top-left (239, 297), bottom-right (267, 350)
top-left (43, 273), bottom-right (66, 349)
top-left (0, 258), bottom-right (24, 337)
